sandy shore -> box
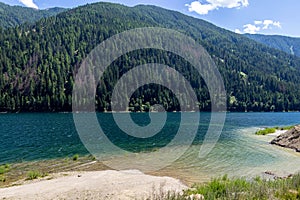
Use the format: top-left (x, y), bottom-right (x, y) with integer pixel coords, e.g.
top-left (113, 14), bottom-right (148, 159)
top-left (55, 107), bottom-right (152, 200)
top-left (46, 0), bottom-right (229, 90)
top-left (267, 130), bottom-right (287, 137)
top-left (0, 170), bottom-right (188, 200)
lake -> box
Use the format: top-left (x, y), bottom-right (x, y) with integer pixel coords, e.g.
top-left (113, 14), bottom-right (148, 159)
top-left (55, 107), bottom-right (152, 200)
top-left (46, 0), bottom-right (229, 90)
top-left (1, 112), bottom-right (300, 182)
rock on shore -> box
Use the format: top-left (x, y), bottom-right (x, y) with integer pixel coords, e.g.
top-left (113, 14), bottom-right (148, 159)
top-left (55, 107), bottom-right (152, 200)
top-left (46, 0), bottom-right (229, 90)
top-left (271, 125), bottom-right (300, 152)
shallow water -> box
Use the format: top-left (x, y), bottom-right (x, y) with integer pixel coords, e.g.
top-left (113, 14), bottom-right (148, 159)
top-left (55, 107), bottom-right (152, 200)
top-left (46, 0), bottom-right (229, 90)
top-left (0, 112), bottom-right (300, 182)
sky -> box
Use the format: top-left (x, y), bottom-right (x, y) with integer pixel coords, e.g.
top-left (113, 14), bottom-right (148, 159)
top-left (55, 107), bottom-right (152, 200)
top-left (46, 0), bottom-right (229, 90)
top-left (0, 0), bottom-right (299, 37)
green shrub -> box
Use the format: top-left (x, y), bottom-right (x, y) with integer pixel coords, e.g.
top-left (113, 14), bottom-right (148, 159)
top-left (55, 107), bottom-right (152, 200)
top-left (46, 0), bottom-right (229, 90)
top-left (26, 171), bottom-right (47, 180)
top-left (72, 154), bottom-right (79, 161)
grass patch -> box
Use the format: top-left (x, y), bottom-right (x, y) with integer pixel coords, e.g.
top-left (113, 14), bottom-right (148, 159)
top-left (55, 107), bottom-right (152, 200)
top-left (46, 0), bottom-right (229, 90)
top-left (256, 125), bottom-right (295, 135)
top-left (26, 171), bottom-right (48, 180)
top-left (0, 164), bottom-right (10, 175)
top-left (0, 156), bottom-right (108, 187)
top-left (275, 125), bottom-right (295, 131)
top-left (255, 127), bottom-right (277, 135)
top-left (88, 154), bottom-right (96, 161)
top-left (0, 175), bottom-right (6, 182)
top-left (181, 174), bottom-right (300, 200)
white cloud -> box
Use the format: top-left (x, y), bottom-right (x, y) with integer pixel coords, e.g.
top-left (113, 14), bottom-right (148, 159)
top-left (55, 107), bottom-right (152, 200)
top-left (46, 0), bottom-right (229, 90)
top-left (208, 0), bottom-right (249, 8)
top-left (273, 21), bottom-right (281, 28)
top-left (236, 19), bottom-right (282, 34)
top-left (263, 20), bottom-right (281, 29)
top-left (235, 29), bottom-right (242, 34)
top-left (186, 1), bottom-right (216, 15)
top-left (185, 0), bottom-right (249, 15)
top-left (18, 0), bottom-right (38, 9)
top-left (243, 24), bottom-right (260, 34)
top-left (254, 20), bottom-right (263, 25)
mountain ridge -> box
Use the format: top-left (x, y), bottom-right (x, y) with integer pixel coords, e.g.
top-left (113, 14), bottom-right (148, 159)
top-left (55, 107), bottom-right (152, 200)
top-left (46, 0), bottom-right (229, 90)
top-left (1, 2), bottom-right (300, 112)
top-left (245, 33), bottom-right (300, 57)
top-left (0, 2), bottom-right (66, 29)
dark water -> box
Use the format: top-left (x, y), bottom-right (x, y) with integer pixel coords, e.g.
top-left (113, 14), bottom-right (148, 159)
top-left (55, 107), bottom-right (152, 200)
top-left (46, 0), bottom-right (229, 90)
top-left (1, 112), bottom-right (300, 180)
top-left (0, 113), bottom-right (87, 163)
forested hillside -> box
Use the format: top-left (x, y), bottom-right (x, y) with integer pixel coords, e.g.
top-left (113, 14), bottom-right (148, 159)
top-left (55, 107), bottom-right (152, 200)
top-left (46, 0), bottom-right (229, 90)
top-left (1, 2), bottom-right (300, 112)
top-left (0, 2), bottom-right (66, 28)
top-left (246, 34), bottom-right (300, 57)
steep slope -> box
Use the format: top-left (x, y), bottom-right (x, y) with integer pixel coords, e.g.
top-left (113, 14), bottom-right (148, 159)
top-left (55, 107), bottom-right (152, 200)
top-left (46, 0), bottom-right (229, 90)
top-left (0, 2), bottom-right (66, 29)
top-left (1, 2), bottom-right (300, 112)
top-left (245, 34), bottom-right (300, 57)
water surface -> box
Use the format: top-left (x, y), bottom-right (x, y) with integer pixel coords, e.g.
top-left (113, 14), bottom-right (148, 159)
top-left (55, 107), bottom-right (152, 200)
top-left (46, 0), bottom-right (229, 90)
top-left (0, 112), bottom-right (300, 182)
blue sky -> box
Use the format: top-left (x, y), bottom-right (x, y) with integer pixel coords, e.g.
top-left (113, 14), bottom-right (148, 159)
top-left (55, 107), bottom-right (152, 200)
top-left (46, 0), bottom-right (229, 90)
top-left (1, 0), bottom-right (299, 37)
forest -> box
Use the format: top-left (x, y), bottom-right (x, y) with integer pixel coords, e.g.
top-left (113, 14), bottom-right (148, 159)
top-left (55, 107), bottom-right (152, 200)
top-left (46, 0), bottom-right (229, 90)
top-left (0, 2), bottom-right (65, 29)
top-left (1, 2), bottom-right (300, 112)
top-left (246, 33), bottom-right (300, 57)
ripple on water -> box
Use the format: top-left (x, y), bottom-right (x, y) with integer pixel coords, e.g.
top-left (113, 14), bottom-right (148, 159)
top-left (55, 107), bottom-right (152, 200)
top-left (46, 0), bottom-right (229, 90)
top-left (0, 112), bottom-right (300, 183)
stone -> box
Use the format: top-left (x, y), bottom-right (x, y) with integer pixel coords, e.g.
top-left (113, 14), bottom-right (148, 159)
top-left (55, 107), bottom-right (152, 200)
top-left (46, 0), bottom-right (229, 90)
top-left (271, 125), bottom-right (300, 152)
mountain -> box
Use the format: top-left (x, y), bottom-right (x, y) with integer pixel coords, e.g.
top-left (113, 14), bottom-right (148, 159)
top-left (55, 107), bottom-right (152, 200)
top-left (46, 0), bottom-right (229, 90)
top-left (1, 2), bottom-right (300, 112)
top-left (245, 34), bottom-right (300, 57)
top-left (0, 2), bottom-right (66, 29)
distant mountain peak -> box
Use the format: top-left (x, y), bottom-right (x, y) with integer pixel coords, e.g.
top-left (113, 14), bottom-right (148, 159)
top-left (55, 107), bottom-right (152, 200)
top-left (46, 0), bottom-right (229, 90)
top-left (0, 2), bottom-right (66, 29)
top-left (245, 34), bottom-right (300, 57)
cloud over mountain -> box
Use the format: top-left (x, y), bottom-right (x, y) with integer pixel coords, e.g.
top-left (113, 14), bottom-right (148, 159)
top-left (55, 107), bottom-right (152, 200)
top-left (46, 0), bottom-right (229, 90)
top-left (186, 0), bottom-right (249, 15)
top-left (18, 0), bottom-right (39, 9)
top-left (236, 20), bottom-right (281, 34)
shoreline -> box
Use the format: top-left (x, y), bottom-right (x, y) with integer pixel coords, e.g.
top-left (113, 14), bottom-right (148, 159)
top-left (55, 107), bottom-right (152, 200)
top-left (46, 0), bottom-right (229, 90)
top-left (256, 126), bottom-right (300, 161)
top-left (1, 127), bottom-right (298, 186)
top-left (256, 128), bottom-right (299, 153)
top-left (0, 170), bottom-right (188, 200)
top-left (0, 157), bottom-right (189, 199)
top-left (0, 126), bottom-right (299, 199)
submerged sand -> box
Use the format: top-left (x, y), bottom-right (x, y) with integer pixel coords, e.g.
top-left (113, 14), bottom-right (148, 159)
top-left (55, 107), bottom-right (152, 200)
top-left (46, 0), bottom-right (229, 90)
top-left (0, 170), bottom-right (187, 200)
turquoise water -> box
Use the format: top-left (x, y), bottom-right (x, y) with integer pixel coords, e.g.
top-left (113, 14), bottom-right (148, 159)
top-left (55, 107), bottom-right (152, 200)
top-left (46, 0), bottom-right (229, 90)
top-left (0, 112), bottom-right (300, 181)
